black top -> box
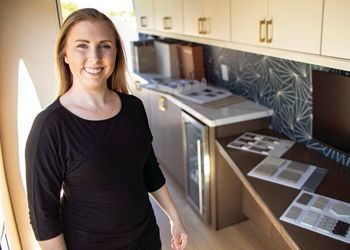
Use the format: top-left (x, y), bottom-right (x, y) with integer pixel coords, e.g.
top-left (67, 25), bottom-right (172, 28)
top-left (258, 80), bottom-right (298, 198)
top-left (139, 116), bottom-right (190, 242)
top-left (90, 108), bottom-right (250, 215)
top-left (25, 92), bottom-right (165, 249)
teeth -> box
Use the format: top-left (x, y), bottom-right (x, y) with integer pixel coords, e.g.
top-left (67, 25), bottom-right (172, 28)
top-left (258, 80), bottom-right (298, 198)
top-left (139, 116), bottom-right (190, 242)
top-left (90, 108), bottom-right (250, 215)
top-left (84, 67), bottom-right (103, 74)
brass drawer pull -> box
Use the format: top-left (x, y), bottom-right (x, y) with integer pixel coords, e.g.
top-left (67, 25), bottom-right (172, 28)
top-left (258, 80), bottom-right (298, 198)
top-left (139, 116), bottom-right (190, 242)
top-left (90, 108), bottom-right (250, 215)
top-left (158, 96), bottom-right (167, 111)
top-left (266, 19), bottom-right (273, 43)
top-left (140, 16), bottom-right (147, 27)
top-left (134, 80), bottom-right (141, 91)
top-left (198, 17), bottom-right (208, 34)
top-left (163, 16), bottom-right (172, 30)
top-left (259, 19), bottom-right (266, 42)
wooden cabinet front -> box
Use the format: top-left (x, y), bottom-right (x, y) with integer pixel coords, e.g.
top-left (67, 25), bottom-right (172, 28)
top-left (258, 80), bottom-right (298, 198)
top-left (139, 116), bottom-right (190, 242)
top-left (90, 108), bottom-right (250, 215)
top-left (149, 91), bottom-right (185, 187)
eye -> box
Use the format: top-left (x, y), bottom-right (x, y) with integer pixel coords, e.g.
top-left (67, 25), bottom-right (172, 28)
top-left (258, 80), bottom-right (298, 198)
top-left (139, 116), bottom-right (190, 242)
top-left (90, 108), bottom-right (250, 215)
top-left (100, 44), bottom-right (112, 49)
top-left (77, 43), bottom-right (88, 49)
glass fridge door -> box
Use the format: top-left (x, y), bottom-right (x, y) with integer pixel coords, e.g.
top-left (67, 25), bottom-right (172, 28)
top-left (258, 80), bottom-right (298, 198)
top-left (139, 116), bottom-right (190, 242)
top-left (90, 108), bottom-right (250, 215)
top-left (182, 112), bottom-right (209, 221)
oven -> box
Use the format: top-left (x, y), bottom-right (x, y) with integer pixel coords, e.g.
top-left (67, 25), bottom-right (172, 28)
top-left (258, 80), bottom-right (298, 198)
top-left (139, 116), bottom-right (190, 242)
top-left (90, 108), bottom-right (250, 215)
top-left (182, 111), bottom-right (210, 223)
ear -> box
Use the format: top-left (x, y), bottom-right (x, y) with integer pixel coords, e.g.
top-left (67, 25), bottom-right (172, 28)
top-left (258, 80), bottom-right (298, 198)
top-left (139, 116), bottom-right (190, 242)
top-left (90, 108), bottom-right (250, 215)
top-left (64, 55), bottom-right (69, 64)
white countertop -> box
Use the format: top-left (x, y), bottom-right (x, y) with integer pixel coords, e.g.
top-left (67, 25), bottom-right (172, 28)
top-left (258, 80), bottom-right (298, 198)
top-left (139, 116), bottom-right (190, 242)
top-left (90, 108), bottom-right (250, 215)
top-left (132, 73), bottom-right (274, 127)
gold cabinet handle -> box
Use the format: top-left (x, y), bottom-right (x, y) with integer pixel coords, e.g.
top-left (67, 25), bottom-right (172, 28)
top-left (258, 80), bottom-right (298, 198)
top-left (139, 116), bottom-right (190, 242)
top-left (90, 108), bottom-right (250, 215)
top-left (163, 16), bottom-right (171, 30)
top-left (158, 96), bottom-right (167, 111)
top-left (259, 19), bottom-right (266, 42)
top-left (201, 17), bottom-right (208, 34)
top-left (140, 16), bottom-right (147, 27)
top-left (134, 80), bottom-right (141, 91)
top-left (197, 17), bottom-right (202, 34)
top-left (266, 19), bottom-right (273, 43)
top-left (198, 17), bottom-right (208, 34)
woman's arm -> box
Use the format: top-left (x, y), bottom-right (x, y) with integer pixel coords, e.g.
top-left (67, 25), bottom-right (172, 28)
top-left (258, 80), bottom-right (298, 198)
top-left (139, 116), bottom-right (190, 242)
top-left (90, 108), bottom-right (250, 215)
top-left (39, 234), bottom-right (66, 250)
top-left (151, 184), bottom-right (188, 250)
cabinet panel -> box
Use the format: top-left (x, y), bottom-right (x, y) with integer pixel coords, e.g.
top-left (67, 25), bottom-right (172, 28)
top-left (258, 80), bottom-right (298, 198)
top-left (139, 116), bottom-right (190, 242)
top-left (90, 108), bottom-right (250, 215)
top-left (134, 0), bottom-right (155, 31)
top-left (165, 100), bottom-right (185, 187)
top-left (129, 81), bottom-right (152, 126)
top-left (149, 91), bottom-right (167, 164)
top-left (231, 0), bottom-right (267, 46)
top-left (184, 0), bottom-right (230, 41)
top-left (183, 0), bottom-right (203, 37)
top-left (269, 0), bottom-right (322, 54)
top-left (204, 0), bottom-right (230, 41)
top-left (154, 0), bottom-right (183, 33)
top-left (148, 91), bottom-right (185, 186)
top-left (322, 0), bottom-right (350, 59)
top-left (231, 0), bottom-right (322, 54)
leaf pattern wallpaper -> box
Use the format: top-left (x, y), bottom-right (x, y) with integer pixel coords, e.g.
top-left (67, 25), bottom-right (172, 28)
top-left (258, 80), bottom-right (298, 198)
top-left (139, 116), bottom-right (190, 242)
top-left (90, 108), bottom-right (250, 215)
top-left (203, 45), bottom-right (350, 167)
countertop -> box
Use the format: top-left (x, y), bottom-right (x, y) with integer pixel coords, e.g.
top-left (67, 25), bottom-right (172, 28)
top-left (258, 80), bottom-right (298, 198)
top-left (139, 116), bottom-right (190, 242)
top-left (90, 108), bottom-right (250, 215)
top-left (216, 129), bottom-right (350, 250)
top-left (133, 73), bottom-right (273, 127)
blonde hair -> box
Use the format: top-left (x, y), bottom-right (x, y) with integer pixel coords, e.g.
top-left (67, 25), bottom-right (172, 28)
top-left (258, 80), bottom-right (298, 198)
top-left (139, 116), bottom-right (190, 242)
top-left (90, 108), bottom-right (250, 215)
top-left (55, 8), bottom-right (128, 95)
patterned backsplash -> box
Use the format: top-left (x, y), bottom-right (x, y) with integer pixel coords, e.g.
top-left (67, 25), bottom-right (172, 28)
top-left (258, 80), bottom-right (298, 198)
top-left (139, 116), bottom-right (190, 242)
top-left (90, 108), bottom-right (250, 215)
top-left (137, 34), bottom-right (350, 167)
top-left (203, 45), bottom-right (350, 167)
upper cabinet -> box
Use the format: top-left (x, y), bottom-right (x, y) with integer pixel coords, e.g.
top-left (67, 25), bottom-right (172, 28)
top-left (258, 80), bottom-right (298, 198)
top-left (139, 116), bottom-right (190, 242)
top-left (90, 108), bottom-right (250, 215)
top-left (322, 0), bottom-right (350, 60)
top-left (154, 0), bottom-right (184, 34)
top-left (134, 0), bottom-right (155, 31)
top-left (183, 0), bottom-right (230, 41)
top-left (231, 0), bottom-right (323, 54)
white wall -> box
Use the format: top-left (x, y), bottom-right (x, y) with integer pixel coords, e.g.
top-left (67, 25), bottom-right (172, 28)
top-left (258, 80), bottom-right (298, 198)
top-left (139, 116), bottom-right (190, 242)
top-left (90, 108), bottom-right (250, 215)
top-left (0, 0), bottom-right (60, 248)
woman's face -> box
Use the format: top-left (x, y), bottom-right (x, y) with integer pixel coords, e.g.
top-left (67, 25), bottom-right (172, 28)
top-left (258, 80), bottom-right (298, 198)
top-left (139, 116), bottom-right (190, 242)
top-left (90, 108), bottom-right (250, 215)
top-left (64, 20), bottom-right (117, 91)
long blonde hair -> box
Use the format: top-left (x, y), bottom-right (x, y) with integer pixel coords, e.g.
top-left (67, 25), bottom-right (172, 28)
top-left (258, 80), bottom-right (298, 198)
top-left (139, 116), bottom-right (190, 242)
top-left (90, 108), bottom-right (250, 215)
top-left (55, 8), bottom-right (128, 95)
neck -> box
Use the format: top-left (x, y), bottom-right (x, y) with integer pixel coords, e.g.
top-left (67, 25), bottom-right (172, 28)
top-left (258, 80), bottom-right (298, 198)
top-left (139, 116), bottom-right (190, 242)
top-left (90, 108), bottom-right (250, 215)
top-left (67, 84), bottom-right (113, 109)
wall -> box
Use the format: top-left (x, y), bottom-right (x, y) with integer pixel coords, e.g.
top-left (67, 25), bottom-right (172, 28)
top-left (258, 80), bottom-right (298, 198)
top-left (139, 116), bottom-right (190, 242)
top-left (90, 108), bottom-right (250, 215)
top-left (203, 45), bottom-right (350, 167)
top-left (0, 0), bottom-right (59, 248)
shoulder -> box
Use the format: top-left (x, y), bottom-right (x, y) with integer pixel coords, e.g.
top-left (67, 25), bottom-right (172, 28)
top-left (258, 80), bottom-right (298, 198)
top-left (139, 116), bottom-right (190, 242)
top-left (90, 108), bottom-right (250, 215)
top-left (118, 91), bottom-right (143, 104)
top-left (118, 92), bottom-right (145, 111)
top-left (30, 99), bottom-right (64, 134)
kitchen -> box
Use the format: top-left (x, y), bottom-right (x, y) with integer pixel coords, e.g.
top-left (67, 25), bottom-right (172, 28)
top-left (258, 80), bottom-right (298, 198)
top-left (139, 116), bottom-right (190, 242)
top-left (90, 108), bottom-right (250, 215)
top-left (1, 0), bottom-right (350, 249)
top-left (131, 0), bottom-right (350, 249)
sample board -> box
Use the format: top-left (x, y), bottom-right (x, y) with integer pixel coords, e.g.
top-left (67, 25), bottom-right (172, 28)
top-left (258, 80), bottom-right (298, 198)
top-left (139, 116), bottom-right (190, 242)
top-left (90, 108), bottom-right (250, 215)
top-left (248, 157), bottom-right (317, 189)
top-left (281, 191), bottom-right (350, 244)
top-left (227, 132), bottom-right (294, 157)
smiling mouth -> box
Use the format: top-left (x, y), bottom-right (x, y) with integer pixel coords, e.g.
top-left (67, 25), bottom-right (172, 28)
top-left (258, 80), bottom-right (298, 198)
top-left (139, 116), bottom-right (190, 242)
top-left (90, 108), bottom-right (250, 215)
top-left (84, 67), bottom-right (103, 74)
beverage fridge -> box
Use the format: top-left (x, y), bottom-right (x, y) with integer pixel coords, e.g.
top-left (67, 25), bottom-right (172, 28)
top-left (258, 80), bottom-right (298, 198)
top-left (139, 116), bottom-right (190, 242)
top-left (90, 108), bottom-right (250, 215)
top-left (182, 111), bottom-right (210, 223)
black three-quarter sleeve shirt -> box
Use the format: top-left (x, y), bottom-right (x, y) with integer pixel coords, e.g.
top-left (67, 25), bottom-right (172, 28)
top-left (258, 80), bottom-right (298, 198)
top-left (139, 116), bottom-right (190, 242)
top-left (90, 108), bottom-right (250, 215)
top-left (25, 92), bottom-right (165, 249)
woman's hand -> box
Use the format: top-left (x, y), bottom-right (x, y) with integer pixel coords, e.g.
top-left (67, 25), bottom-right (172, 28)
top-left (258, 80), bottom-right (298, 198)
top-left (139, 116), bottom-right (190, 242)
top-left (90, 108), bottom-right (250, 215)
top-left (170, 220), bottom-right (188, 250)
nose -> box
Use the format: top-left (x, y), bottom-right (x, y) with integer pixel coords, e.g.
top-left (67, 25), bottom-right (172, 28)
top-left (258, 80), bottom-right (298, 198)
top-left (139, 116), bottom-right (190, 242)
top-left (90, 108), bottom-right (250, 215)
top-left (88, 47), bottom-right (100, 62)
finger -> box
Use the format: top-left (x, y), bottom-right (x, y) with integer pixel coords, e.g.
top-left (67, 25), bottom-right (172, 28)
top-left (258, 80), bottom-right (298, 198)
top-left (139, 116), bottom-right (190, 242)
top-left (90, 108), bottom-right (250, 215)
top-left (179, 234), bottom-right (188, 250)
top-left (173, 235), bottom-right (181, 250)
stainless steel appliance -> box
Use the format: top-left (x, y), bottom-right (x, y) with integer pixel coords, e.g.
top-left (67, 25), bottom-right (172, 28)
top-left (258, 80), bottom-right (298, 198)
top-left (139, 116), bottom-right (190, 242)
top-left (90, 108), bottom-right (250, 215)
top-left (182, 111), bottom-right (210, 223)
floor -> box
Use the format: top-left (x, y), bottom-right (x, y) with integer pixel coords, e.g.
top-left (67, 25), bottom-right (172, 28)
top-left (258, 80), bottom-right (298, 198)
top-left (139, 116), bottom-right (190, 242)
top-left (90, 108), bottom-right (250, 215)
top-left (150, 168), bottom-right (270, 250)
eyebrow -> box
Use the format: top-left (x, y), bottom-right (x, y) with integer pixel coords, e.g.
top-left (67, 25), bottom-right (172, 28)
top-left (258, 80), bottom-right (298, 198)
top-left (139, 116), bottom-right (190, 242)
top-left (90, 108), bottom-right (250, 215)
top-left (74, 39), bottom-right (113, 43)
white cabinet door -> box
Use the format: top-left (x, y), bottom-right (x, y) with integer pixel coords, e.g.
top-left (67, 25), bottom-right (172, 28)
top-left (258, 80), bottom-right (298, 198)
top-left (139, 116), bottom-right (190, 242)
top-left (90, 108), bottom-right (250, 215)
top-left (231, 0), bottom-right (322, 54)
top-left (204, 0), bottom-right (230, 41)
top-left (269, 0), bottom-right (322, 54)
top-left (231, 0), bottom-right (267, 46)
top-left (134, 0), bottom-right (155, 31)
top-left (154, 0), bottom-right (183, 33)
top-left (184, 0), bottom-right (230, 41)
top-left (183, 0), bottom-right (203, 36)
top-left (322, 0), bottom-right (350, 59)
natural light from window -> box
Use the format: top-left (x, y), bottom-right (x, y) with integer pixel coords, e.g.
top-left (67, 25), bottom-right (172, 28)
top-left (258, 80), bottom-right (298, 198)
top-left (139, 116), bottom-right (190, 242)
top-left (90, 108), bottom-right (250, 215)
top-left (17, 59), bottom-right (42, 192)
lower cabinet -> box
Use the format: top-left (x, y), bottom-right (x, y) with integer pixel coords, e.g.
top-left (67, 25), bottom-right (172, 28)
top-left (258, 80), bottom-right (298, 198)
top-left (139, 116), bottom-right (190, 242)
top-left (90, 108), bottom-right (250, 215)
top-left (128, 80), bottom-right (152, 126)
top-left (148, 90), bottom-right (185, 187)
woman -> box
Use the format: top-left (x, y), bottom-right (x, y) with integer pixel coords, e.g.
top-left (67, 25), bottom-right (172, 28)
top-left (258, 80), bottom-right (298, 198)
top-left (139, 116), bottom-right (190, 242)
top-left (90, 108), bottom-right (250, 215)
top-left (25, 8), bottom-right (187, 250)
